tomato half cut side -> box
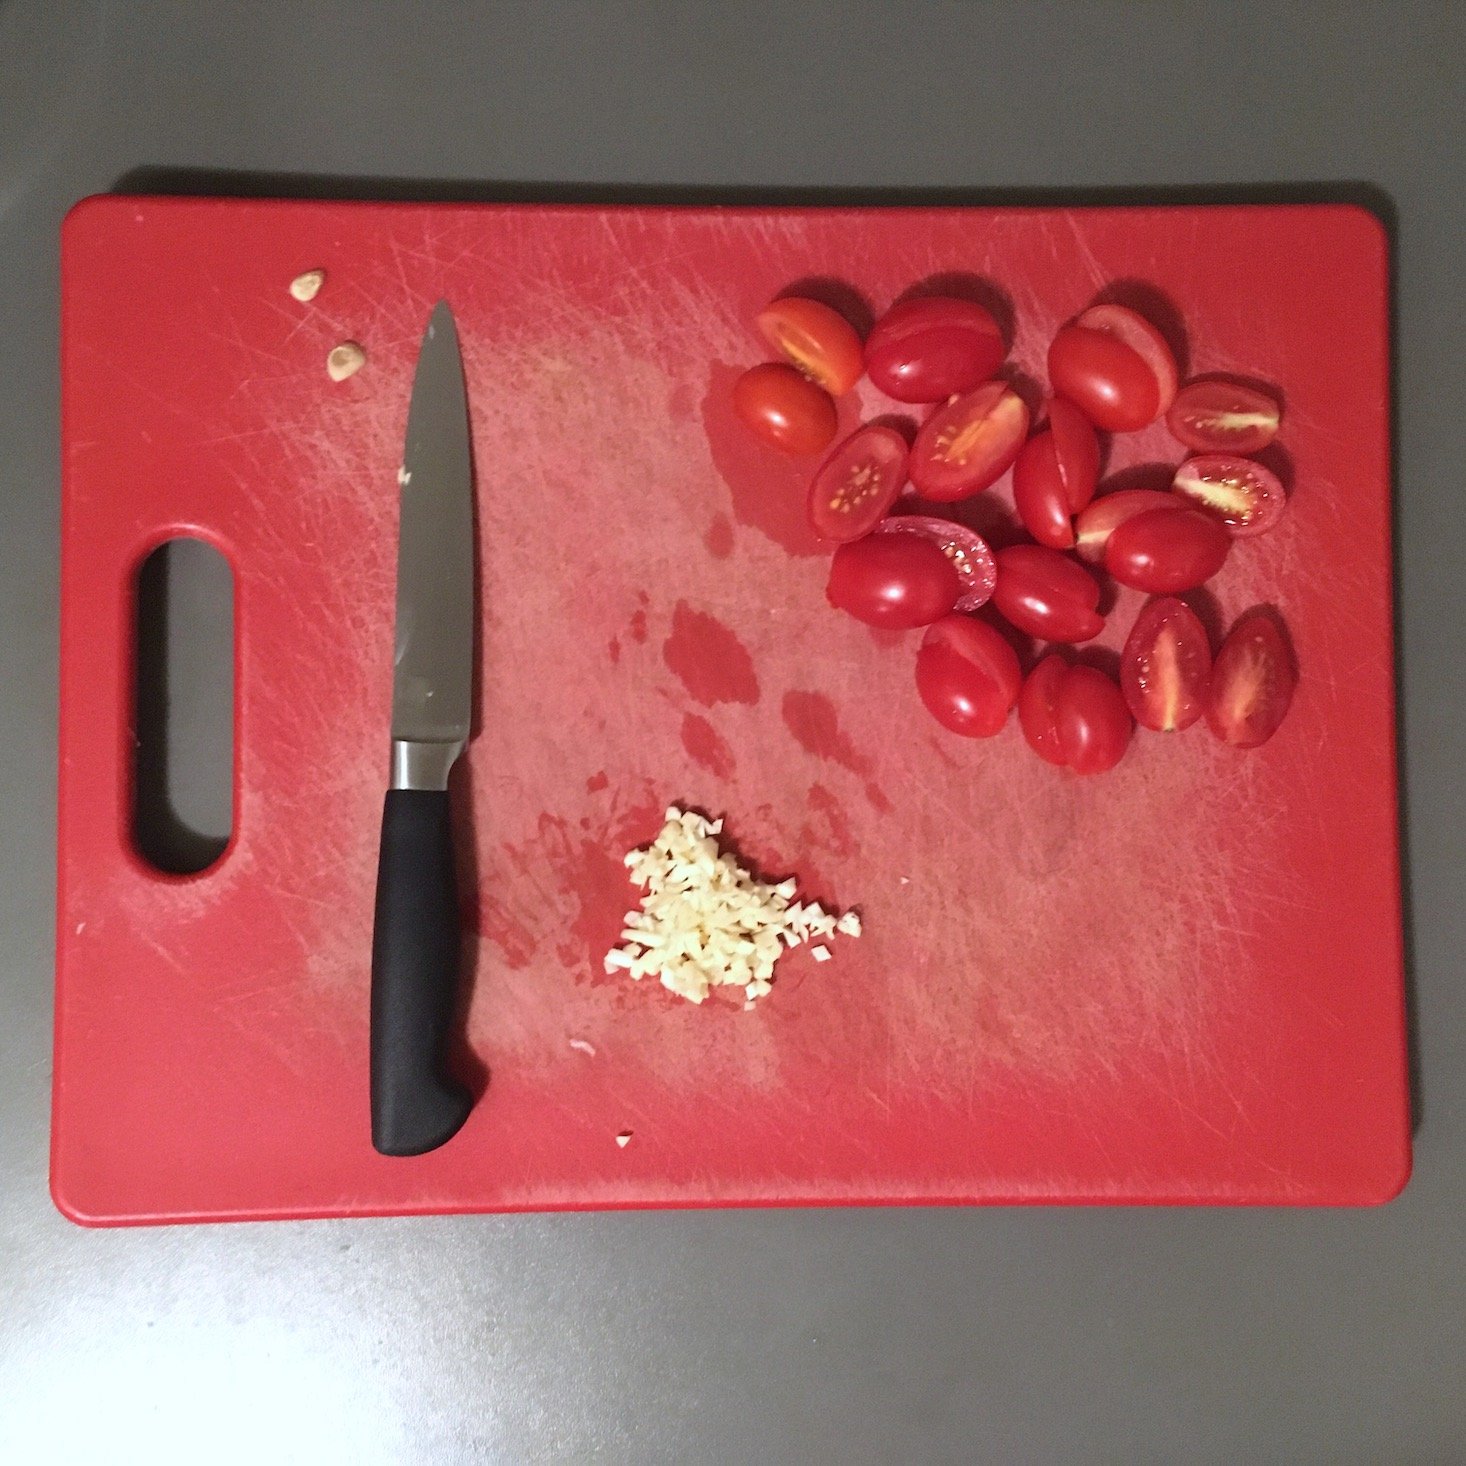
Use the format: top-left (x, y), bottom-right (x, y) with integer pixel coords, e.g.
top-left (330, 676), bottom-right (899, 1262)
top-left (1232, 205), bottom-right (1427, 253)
top-left (992, 544), bottom-right (1104, 643)
top-left (1012, 432), bottom-right (1076, 549)
top-left (909, 383), bottom-right (1029, 501)
top-left (732, 363), bottom-right (838, 456)
top-left (1172, 454), bottom-right (1286, 538)
top-left (757, 296), bottom-right (865, 396)
top-left (916, 615), bottom-right (1022, 738)
top-left (1121, 597), bottom-right (1212, 731)
top-left (807, 426), bottom-right (908, 542)
top-left (1073, 488), bottom-right (1177, 564)
top-left (1047, 398), bottom-right (1101, 512)
top-left (873, 515), bottom-right (997, 610)
top-left (864, 296), bottom-right (1006, 403)
top-left (1167, 379), bottom-right (1281, 455)
top-left (1017, 654), bottom-right (1068, 765)
top-left (1104, 506), bottom-right (1231, 594)
top-left (1075, 304), bottom-right (1179, 417)
top-left (1207, 610), bottom-right (1297, 748)
top-left (826, 533), bottom-right (960, 630)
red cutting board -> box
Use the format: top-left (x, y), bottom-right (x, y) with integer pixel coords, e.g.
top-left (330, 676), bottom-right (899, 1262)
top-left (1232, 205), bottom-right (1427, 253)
top-left (54, 196), bottom-right (1408, 1223)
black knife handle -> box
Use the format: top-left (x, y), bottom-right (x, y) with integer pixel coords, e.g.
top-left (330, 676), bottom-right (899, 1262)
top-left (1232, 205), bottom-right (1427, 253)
top-left (370, 789), bottom-right (474, 1156)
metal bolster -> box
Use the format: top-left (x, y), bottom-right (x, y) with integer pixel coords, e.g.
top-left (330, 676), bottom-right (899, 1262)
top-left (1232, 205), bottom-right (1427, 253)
top-left (390, 739), bottom-right (465, 792)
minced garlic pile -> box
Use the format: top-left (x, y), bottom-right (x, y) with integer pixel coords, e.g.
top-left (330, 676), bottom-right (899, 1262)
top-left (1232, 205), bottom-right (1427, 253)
top-left (604, 807), bottom-right (860, 1005)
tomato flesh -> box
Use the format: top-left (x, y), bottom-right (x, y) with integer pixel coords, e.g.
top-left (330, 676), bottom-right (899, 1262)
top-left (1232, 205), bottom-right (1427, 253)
top-left (732, 362), bottom-right (837, 455)
top-left (826, 533), bottom-right (960, 629)
top-left (873, 515), bottom-right (996, 611)
top-left (807, 425), bottom-right (908, 542)
top-left (915, 615), bottom-right (1022, 737)
top-left (1121, 597), bottom-right (1212, 731)
top-left (1047, 398), bottom-right (1101, 512)
top-left (1207, 610), bottom-right (1296, 748)
top-left (1016, 653), bottom-right (1067, 765)
top-left (1172, 454), bottom-right (1286, 538)
top-left (1073, 489), bottom-right (1177, 564)
top-left (864, 296), bottom-right (1005, 403)
top-left (909, 383), bottom-right (1029, 501)
top-left (1167, 380), bottom-right (1281, 454)
top-left (1019, 656), bottom-right (1132, 773)
top-left (1012, 432), bottom-right (1075, 548)
top-left (1105, 506), bottom-right (1231, 593)
top-left (992, 544), bottom-right (1104, 643)
top-left (757, 296), bottom-right (865, 396)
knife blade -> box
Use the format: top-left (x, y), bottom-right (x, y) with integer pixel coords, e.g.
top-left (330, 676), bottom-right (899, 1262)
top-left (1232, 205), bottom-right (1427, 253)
top-left (369, 301), bottom-right (476, 1157)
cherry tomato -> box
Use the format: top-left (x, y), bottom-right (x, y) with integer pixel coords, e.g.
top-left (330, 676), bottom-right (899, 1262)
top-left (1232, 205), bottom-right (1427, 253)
top-left (826, 533), bottom-right (959, 630)
top-left (1172, 454), bottom-right (1286, 538)
top-left (1073, 488), bottom-right (1176, 564)
top-left (1167, 379), bottom-right (1281, 455)
top-left (732, 363), bottom-right (838, 455)
top-left (1048, 398), bottom-right (1102, 512)
top-left (1012, 402), bottom-right (1101, 550)
top-left (909, 383), bottom-right (1029, 501)
top-left (1047, 304), bottom-right (1177, 432)
top-left (1207, 610), bottom-right (1296, 748)
top-left (1121, 597), bottom-right (1212, 731)
top-left (1105, 506), bottom-right (1231, 593)
top-left (992, 544), bottom-right (1104, 643)
top-left (873, 515), bottom-right (996, 611)
top-left (807, 426), bottom-right (908, 542)
top-left (915, 615), bottom-right (1022, 738)
top-left (1018, 655), bottom-right (1132, 774)
top-left (863, 296), bottom-right (1005, 403)
top-left (757, 296), bottom-right (865, 396)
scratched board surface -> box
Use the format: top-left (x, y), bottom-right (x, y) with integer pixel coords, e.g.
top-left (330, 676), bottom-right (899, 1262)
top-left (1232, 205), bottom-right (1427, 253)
top-left (54, 197), bottom-right (1407, 1222)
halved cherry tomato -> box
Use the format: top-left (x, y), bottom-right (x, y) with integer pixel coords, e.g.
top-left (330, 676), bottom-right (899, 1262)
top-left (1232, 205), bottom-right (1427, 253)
top-left (864, 296), bottom-right (1005, 403)
top-left (1048, 304), bottom-right (1177, 432)
top-left (915, 615), bottom-right (1022, 737)
top-left (807, 426), bottom-right (908, 542)
top-left (732, 363), bottom-right (837, 455)
top-left (1048, 398), bottom-right (1102, 512)
top-left (909, 383), bottom-right (1029, 501)
top-left (992, 544), bottom-right (1104, 643)
top-left (1121, 597), bottom-right (1212, 731)
top-left (1105, 507), bottom-right (1231, 593)
top-left (757, 297), bottom-right (865, 396)
top-left (1172, 454), bottom-right (1286, 538)
top-left (1012, 402), bottom-right (1101, 549)
top-left (1073, 488), bottom-right (1177, 564)
top-left (1167, 380), bottom-right (1281, 455)
top-left (1207, 610), bottom-right (1296, 748)
top-left (873, 515), bottom-right (996, 610)
top-left (826, 533), bottom-right (959, 629)
top-left (1018, 655), bottom-right (1132, 774)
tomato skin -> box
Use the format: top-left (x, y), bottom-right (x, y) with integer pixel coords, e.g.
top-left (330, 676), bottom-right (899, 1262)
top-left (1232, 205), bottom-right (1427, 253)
top-left (1121, 597), bottom-right (1212, 731)
top-left (1172, 454), bottom-right (1286, 538)
top-left (1105, 506), bottom-right (1231, 593)
top-left (1076, 305), bottom-right (1178, 416)
top-left (806, 425), bottom-right (908, 542)
top-left (1012, 433), bottom-right (1074, 548)
top-left (915, 615), bottom-right (1022, 737)
top-left (826, 533), bottom-right (960, 630)
top-left (757, 297), bottom-right (865, 396)
top-left (1167, 379), bottom-right (1281, 455)
top-left (732, 363), bottom-right (838, 455)
top-left (1073, 488), bottom-right (1177, 564)
top-left (1019, 656), bottom-right (1133, 773)
top-left (864, 296), bottom-right (1006, 403)
top-left (909, 383), bottom-right (1029, 501)
top-left (1048, 325), bottom-right (1160, 432)
top-left (1047, 398), bottom-right (1101, 512)
top-left (873, 515), bottom-right (996, 611)
top-left (992, 544), bottom-right (1105, 643)
top-left (1207, 610), bottom-right (1296, 748)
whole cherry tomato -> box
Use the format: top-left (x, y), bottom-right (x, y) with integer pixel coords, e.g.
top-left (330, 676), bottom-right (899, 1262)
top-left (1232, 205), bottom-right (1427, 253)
top-left (1011, 401), bottom-right (1101, 549)
top-left (1048, 304), bottom-right (1177, 432)
top-left (807, 425), bottom-right (908, 542)
top-left (1121, 597), bottom-right (1212, 731)
top-left (873, 515), bottom-right (997, 611)
top-left (1073, 488), bottom-right (1177, 564)
top-left (1018, 655), bottom-right (1133, 774)
top-left (1104, 506), bottom-right (1231, 593)
top-left (915, 615), bottom-right (1022, 737)
top-left (863, 296), bottom-right (1005, 403)
top-left (909, 382), bottom-right (1029, 501)
top-left (1207, 609), bottom-right (1296, 748)
top-left (1172, 454), bottom-right (1286, 538)
top-left (1167, 379), bottom-right (1281, 455)
top-left (732, 363), bottom-right (837, 455)
top-left (757, 296), bottom-right (865, 396)
top-left (991, 544), bottom-right (1105, 643)
top-left (826, 533), bottom-right (960, 629)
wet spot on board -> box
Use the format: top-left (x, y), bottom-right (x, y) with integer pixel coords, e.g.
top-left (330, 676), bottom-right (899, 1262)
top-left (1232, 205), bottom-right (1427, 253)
top-left (704, 514), bottom-right (735, 560)
top-left (781, 689), bottom-right (891, 810)
top-left (629, 609), bottom-right (649, 644)
top-left (607, 636), bottom-right (622, 666)
top-left (586, 770), bottom-right (610, 794)
top-left (801, 783), bottom-right (856, 857)
top-left (663, 602), bottom-right (760, 707)
top-left (681, 713), bottom-right (737, 779)
top-left (667, 381), bottom-right (697, 423)
top-left (479, 896), bottom-right (537, 970)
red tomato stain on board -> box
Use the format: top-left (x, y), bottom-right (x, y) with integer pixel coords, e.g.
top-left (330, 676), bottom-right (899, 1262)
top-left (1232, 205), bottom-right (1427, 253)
top-left (478, 895), bottom-right (537, 970)
top-left (586, 770), bottom-right (610, 794)
top-left (704, 514), bottom-right (735, 560)
top-left (663, 602), bottom-right (760, 707)
top-left (629, 609), bottom-right (648, 644)
top-left (801, 782), bottom-right (856, 857)
top-left (607, 636), bottom-right (621, 665)
top-left (781, 690), bottom-right (892, 812)
top-left (701, 362), bottom-right (824, 558)
top-left (681, 713), bottom-right (737, 779)
top-left (667, 381), bottom-right (697, 423)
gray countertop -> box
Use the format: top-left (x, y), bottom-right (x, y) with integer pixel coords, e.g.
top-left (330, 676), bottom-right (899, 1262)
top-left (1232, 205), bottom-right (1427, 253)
top-left (3, 3), bottom-right (1463, 1461)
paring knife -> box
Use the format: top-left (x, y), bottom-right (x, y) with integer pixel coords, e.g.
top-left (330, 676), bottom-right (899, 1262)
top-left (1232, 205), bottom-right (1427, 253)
top-left (370, 301), bottom-right (476, 1157)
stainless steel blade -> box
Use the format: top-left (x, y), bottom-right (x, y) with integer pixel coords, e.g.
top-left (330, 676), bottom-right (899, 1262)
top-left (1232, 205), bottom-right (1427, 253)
top-left (390, 301), bottom-right (474, 764)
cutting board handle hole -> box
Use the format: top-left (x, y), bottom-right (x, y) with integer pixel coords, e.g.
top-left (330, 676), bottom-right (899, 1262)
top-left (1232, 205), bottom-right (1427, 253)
top-left (133, 537), bottom-right (235, 875)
